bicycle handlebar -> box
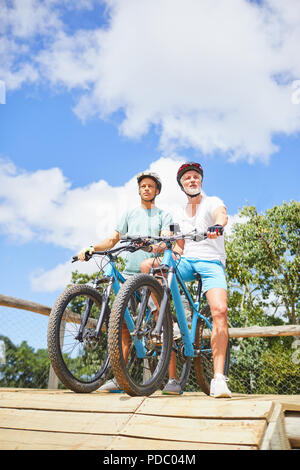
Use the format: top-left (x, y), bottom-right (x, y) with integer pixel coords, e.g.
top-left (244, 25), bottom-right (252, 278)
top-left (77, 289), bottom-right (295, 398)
top-left (121, 229), bottom-right (208, 244)
top-left (71, 241), bottom-right (144, 263)
top-left (72, 229), bottom-right (210, 263)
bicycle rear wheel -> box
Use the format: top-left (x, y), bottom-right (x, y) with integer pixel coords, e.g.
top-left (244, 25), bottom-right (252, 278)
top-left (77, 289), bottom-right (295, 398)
top-left (47, 284), bottom-right (110, 393)
top-left (193, 305), bottom-right (230, 395)
top-left (108, 274), bottom-right (173, 396)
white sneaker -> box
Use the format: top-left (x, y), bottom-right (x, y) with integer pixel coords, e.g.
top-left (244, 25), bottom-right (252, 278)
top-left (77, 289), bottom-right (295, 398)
top-left (98, 378), bottom-right (123, 393)
top-left (210, 373), bottom-right (232, 398)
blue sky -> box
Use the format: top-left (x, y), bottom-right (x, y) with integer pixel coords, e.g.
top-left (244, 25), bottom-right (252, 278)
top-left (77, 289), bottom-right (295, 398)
top-left (0, 0), bottom-right (299, 350)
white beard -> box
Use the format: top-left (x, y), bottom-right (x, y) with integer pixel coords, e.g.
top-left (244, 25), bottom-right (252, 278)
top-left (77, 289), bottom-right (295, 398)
top-left (185, 186), bottom-right (201, 196)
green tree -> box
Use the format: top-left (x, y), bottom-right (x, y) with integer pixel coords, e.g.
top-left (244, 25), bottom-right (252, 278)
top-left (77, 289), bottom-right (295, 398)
top-left (224, 201), bottom-right (300, 394)
top-left (0, 335), bottom-right (50, 388)
top-left (226, 200), bottom-right (300, 325)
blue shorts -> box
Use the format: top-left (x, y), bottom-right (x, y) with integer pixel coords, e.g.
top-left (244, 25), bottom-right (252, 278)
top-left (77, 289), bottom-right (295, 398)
top-left (176, 257), bottom-right (227, 293)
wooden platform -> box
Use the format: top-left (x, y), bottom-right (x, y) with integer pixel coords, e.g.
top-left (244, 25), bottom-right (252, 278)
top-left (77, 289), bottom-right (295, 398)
top-left (0, 388), bottom-right (299, 450)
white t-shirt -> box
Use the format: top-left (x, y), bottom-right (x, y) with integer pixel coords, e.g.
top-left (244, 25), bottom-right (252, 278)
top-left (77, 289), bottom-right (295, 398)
top-left (175, 194), bottom-right (226, 266)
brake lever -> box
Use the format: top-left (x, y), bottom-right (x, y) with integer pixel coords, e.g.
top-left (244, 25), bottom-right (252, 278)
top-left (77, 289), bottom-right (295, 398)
top-left (126, 244), bottom-right (140, 253)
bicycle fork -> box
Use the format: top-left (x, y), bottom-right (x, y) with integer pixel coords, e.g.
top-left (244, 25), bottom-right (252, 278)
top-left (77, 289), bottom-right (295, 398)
top-left (75, 278), bottom-right (113, 342)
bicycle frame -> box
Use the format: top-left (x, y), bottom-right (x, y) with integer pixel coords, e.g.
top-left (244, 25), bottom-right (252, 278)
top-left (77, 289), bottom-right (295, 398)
top-left (93, 256), bottom-right (126, 336)
top-left (86, 253), bottom-right (146, 358)
top-left (75, 253), bottom-right (124, 341)
top-left (152, 243), bottom-right (212, 358)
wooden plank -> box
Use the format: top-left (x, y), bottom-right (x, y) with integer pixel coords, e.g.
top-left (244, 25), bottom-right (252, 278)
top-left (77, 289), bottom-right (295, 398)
top-left (0, 387), bottom-right (84, 394)
top-left (243, 395), bottom-right (300, 413)
top-left (0, 429), bottom-right (115, 450)
top-left (108, 436), bottom-right (257, 450)
top-left (278, 398), bottom-right (300, 413)
top-left (0, 428), bottom-right (257, 451)
top-left (0, 390), bottom-right (145, 414)
top-left (138, 396), bottom-right (274, 420)
top-left (0, 408), bottom-right (132, 435)
top-left (285, 413), bottom-right (300, 449)
top-left (120, 414), bottom-right (267, 446)
top-left (1, 389), bottom-right (298, 451)
top-left (260, 403), bottom-right (291, 450)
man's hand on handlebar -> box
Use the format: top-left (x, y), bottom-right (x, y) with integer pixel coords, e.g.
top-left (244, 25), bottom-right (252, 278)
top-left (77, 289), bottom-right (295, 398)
top-left (132, 238), bottom-right (153, 253)
top-left (77, 246), bottom-right (95, 262)
top-left (206, 224), bottom-right (224, 239)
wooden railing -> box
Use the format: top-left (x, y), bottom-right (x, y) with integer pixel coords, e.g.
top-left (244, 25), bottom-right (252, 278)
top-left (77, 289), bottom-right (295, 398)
top-left (1, 293), bottom-right (300, 389)
top-left (0, 294), bottom-right (96, 327)
top-left (2, 294), bottom-right (300, 338)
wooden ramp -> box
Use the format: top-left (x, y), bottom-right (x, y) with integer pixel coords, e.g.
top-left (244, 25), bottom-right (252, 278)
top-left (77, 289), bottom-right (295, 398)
top-left (0, 389), bottom-right (299, 450)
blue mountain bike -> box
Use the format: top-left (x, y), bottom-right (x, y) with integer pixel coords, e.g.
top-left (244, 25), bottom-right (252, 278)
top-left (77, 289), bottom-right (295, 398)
top-left (47, 243), bottom-right (140, 393)
top-left (108, 229), bottom-right (230, 396)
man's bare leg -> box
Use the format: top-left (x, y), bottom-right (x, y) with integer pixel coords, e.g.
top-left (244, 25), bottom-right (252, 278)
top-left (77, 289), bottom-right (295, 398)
top-left (205, 288), bottom-right (228, 376)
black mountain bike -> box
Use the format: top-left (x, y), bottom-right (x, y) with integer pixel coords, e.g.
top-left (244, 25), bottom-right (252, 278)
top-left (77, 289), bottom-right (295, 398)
top-left (47, 242), bottom-right (142, 393)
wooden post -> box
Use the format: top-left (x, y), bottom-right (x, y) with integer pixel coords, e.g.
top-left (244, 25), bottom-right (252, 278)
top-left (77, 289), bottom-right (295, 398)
top-left (48, 318), bottom-right (66, 389)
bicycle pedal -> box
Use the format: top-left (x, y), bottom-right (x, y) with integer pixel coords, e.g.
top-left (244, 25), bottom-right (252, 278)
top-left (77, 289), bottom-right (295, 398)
top-left (148, 335), bottom-right (163, 346)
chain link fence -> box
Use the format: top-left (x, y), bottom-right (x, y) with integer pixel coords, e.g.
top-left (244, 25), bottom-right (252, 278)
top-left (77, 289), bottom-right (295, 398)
top-left (1, 297), bottom-right (300, 394)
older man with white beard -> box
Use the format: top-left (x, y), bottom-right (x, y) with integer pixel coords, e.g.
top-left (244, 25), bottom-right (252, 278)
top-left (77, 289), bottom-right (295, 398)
top-left (174, 162), bottom-right (231, 397)
top-left (141, 162), bottom-right (231, 397)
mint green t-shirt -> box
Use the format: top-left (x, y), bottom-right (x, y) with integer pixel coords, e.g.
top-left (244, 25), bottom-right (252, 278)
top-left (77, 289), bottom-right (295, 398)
top-left (116, 206), bottom-right (173, 275)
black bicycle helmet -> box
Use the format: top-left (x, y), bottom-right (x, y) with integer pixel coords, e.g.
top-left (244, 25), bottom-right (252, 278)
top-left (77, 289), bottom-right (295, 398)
top-left (137, 171), bottom-right (162, 194)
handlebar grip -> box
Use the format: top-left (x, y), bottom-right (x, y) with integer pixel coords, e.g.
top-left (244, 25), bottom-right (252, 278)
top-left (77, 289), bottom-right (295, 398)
top-left (72, 252), bottom-right (93, 263)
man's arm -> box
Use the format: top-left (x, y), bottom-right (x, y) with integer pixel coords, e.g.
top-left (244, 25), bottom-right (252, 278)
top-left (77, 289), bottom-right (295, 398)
top-left (173, 238), bottom-right (185, 256)
top-left (213, 205), bottom-right (228, 227)
top-left (207, 205), bottom-right (228, 239)
top-left (151, 212), bottom-right (174, 254)
top-left (93, 230), bottom-right (121, 251)
top-left (78, 230), bottom-right (121, 261)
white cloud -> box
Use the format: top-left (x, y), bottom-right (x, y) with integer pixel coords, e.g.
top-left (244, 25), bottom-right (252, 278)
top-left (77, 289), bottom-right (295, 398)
top-left (39, 0), bottom-right (300, 162)
top-left (1, 0), bottom-right (300, 160)
top-left (30, 259), bottom-right (97, 293)
top-left (0, 156), bottom-right (186, 248)
top-left (2, 0), bottom-right (62, 38)
top-left (0, 0), bottom-right (97, 90)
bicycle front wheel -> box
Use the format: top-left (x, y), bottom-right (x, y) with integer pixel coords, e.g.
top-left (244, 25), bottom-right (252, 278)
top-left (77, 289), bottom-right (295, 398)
top-left (47, 284), bottom-right (110, 393)
top-left (108, 274), bottom-right (173, 396)
top-left (193, 305), bottom-right (230, 395)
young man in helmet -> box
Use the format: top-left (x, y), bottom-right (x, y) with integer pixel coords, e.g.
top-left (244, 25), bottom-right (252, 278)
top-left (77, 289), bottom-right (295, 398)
top-left (77, 171), bottom-right (172, 392)
top-left (141, 162), bottom-right (231, 398)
